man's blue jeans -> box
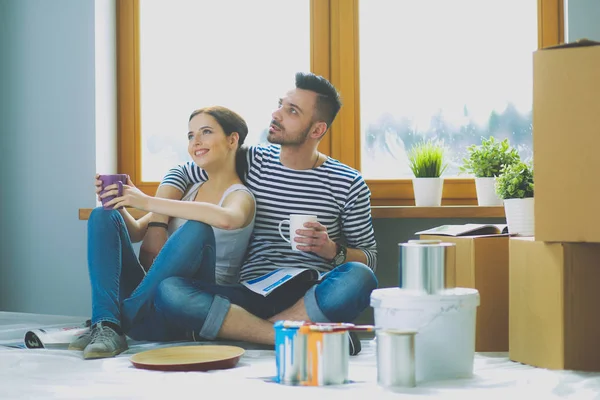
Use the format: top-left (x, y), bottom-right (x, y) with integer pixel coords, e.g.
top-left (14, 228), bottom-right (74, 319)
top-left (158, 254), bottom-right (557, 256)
top-left (153, 262), bottom-right (379, 341)
top-left (87, 207), bottom-right (216, 340)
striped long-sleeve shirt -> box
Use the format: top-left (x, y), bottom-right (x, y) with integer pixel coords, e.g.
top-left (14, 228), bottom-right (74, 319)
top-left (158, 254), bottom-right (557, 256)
top-left (161, 144), bottom-right (377, 281)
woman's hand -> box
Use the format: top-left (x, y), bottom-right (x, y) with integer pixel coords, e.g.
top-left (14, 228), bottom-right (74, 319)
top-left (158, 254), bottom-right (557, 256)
top-left (94, 174), bottom-right (103, 202)
top-left (101, 176), bottom-right (150, 210)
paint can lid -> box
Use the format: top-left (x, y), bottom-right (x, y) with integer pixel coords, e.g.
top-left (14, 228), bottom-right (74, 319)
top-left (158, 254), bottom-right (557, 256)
top-left (400, 239), bottom-right (455, 248)
top-left (273, 320), bottom-right (306, 330)
top-left (298, 323), bottom-right (354, 333)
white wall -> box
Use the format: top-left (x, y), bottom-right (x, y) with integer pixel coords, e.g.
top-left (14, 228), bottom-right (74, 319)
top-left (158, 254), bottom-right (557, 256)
top-left (95, 0), bottom-right (118, 176)
top-left (0, 0), bottom-right (115, 316)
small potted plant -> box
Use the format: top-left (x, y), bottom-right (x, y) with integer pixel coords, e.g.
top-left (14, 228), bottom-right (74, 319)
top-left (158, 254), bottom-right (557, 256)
top-left (495, 161), bottom-right (534, 236)
top-left (460, 137), bottom-right (520, 206)
top-left (408, 139), bottom-right (448, 206)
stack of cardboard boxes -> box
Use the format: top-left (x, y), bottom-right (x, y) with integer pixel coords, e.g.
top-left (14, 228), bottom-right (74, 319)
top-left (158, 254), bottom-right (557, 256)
top-left (420, 42), bottom-right (600, 370)
top-left (509, 41), bottom-right (600, 371)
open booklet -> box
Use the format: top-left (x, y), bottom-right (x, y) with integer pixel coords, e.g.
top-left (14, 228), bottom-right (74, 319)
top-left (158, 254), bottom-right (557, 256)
top-left (21, 320), bottom-right (91, 349)
top-left (415, 223), bottom-right (510, 237)
top-left (241, 267), bottom-right (329, 297)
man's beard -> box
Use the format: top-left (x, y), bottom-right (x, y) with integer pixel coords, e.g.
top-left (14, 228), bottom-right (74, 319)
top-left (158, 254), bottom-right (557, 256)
top-left (267, 122), bottom-right (311, 146)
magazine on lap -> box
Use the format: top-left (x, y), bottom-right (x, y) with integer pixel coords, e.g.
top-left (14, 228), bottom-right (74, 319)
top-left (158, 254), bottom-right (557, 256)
top-left (241, 267), bottom-right (328, 297)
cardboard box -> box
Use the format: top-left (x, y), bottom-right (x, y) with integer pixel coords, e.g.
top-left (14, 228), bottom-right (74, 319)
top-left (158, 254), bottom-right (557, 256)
top-left (533, 41), bottom-right (600, 242)
top-left (421, 235), bottom-right (508, 352)
top-left (509, 237), bottom-right (600, 371)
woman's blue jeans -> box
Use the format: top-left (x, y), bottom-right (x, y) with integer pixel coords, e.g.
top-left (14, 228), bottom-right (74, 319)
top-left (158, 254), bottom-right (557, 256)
top-left (86, 207), bottom-right (216, 341)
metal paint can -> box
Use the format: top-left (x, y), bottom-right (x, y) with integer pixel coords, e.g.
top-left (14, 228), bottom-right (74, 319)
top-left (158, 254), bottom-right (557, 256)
top-left (376, 329), bottom-right (417, 388)
top-left (399, 240), bottom-right (455, 294)
top-left (298, 324), bottom-right (349, 386)
top-left (274, 320), bottom-right (307, 384)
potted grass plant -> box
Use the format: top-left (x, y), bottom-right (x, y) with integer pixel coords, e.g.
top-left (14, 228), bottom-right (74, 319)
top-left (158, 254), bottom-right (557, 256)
top-left (408, 139), bottom-right (448, 206)
top-left (460, 137), bottom-right (520, 206)
top-left (495, 161), bottom-right (534, 236)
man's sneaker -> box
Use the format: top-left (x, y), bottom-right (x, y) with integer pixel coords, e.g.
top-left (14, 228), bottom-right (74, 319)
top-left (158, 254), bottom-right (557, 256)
top-left (68, 327), bottom-right (95, 351)
top-left (348, 331), bottom-right (362, 356)
top-left (83, 323), bottom-right (128, 360)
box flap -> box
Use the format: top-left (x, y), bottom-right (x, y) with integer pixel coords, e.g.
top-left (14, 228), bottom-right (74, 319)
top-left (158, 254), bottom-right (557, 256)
top-left (543, 38), bottom-right (600, 50)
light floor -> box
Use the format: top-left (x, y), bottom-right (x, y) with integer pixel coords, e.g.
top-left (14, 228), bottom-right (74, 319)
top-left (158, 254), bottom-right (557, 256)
top-left (1, 312), bottom-right (599, 400)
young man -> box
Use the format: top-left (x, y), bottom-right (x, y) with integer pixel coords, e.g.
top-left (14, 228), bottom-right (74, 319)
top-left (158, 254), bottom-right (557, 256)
top-left (149, 72), bottom-right (378, 354)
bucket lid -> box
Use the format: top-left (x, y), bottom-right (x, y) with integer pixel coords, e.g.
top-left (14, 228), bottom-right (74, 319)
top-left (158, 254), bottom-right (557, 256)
top-left (409, 239), bottom-right (442, 245)
top-left (377, 329), bottom-right (418, 336)
top-left (399, 240), bottom-right (456, 248)
top-left (370, 287), bottom-right (480, 309)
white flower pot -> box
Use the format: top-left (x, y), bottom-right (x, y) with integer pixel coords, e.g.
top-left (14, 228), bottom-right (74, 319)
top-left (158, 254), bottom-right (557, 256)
top-left (504, 197), bottom-right (535, 236)
top-left (413, 178), bottom-right (444, 207)
top-left (475, 177), bottom-right (503, 206)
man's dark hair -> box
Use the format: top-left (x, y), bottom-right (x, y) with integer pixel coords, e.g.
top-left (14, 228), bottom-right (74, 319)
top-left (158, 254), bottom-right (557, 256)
top-left (295, 72), bottom-right (342, 131)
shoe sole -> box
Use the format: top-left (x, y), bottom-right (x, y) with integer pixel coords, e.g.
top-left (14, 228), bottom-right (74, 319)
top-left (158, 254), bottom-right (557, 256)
top-left (83, 348), bottom-right (127, 360)
top-left (68, 336), bottom-right (93, 351)
top-left (68, 344), bottom-right (87, 351)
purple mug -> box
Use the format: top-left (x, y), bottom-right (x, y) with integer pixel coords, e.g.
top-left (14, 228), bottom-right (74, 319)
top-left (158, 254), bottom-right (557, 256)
top-left (98, 174), bottom-right (129, 210)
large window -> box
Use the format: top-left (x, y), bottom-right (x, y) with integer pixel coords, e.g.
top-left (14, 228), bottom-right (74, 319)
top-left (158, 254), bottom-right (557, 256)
top-left (360, 0), bottom-right (537, 179)
top-left (118, 0), bottom-right (563, 204)
top-left (138, 0), bottom-right (310, 181)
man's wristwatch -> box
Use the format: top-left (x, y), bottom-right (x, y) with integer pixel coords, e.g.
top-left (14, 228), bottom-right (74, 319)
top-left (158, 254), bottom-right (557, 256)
top-left (331, 243), bottom-right (347, 266)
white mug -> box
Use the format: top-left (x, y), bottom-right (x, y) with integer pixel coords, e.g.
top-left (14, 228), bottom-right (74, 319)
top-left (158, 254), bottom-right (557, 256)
top-left (278, 214), bottom-right (318, 251)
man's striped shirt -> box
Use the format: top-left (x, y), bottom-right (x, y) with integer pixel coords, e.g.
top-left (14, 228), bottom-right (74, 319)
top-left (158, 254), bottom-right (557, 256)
top-left (161, 144), bottom-right (377, 281)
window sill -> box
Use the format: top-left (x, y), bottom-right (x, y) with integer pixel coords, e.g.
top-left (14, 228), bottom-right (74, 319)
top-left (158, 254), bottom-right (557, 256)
top-left (370, 206), bottom-right (504, 219)
top-left (78, 206), bottom-right (505, 221)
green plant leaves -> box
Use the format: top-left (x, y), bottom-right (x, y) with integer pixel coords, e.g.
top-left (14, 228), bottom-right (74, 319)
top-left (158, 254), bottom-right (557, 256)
top-left (495, 161), bottom-right (534, 199)
top-left (407, 139), bottom-right (448, 178)
top-left (459, 136), bottom-right (520, 178)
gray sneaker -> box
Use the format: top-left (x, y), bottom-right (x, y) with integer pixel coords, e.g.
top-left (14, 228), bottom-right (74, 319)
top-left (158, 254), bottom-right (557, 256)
top-left (83, 323), bottom-right (128, 360)
top-left (68, 327), bottom-right (95, 351)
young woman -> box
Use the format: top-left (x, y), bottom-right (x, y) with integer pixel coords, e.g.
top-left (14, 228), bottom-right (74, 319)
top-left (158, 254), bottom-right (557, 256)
top-left (71, 106), bottom-right (256, 359)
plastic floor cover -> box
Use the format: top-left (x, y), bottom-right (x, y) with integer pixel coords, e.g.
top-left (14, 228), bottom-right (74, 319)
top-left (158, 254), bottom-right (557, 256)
top-left (1, 311), bottom-right (600, 400)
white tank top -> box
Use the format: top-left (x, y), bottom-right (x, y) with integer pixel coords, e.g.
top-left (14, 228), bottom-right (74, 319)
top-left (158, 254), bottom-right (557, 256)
top-left (167, 182), bottom-right (255, 285)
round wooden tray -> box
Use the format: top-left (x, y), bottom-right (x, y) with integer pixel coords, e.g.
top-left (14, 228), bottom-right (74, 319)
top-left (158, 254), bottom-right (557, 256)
top-left (130, 345), bottom-right (245, 372)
